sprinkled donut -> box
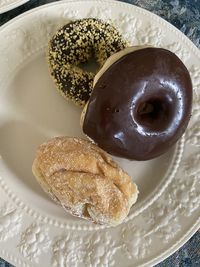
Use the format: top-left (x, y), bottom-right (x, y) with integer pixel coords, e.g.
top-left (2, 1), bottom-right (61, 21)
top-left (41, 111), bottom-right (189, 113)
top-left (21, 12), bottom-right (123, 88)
top-left (47, 18), bottom-right (128, 107)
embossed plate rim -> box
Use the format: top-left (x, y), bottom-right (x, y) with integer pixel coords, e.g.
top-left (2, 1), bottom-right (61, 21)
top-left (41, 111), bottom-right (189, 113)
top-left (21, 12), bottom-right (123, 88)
top-left (0, 0), bottom-right (190, 231)
top-left (0, 2), bottom-right (185, 230)
top-left (0, 1), bottom-right (199, 267)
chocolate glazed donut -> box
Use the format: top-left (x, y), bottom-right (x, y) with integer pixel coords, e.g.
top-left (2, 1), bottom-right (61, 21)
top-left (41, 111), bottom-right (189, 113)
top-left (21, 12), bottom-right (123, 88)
top-left (82, 48), bottom-right (193, 160)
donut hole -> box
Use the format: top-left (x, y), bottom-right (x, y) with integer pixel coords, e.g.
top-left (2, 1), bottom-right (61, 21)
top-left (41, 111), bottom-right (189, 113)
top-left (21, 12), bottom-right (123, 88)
top-left (78, 55), bottom-right (100, 74)
top-left (135, 97), bottom-right (172, 132)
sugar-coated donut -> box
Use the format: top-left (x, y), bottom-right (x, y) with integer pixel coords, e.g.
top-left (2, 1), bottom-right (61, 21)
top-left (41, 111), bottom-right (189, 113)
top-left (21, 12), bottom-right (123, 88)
top-left (32, 137), bottom-right (138, 226)
top-left (82, 47), bottom-right (193, 160)
top-left (47, 18), bottom-right (128, 107)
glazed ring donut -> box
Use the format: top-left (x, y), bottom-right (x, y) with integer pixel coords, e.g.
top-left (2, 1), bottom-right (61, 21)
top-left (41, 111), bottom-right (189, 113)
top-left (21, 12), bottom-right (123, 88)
top-left (47, 18), bottom-right (128, 107)
top-left (82, 47), bottom-right (193, 160)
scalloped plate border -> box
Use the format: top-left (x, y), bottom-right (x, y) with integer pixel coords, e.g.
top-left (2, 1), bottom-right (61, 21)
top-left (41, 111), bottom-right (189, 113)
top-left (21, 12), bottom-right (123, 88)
top-left (0, 0), bottom-right (200, 266)
top-left (0, 0), bottom-right (186, 231)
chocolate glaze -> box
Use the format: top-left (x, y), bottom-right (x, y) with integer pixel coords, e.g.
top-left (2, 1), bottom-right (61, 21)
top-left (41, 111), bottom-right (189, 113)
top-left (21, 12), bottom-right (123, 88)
top-left (83, 48), bottom-right (192, 160)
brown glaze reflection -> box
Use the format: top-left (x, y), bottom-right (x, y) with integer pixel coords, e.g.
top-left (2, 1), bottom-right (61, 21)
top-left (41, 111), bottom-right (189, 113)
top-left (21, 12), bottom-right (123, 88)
top-left (83, 48), bottom-right (192, 160)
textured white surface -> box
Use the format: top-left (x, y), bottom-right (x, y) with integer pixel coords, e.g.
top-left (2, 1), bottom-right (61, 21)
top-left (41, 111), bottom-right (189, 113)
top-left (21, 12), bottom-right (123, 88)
top-left (0, 1), bottom-right (199, 267)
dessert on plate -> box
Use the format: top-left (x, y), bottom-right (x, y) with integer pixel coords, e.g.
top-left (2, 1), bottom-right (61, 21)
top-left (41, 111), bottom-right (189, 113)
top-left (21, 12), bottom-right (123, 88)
top-left (81, 46), bottom-right (192, 160)
top-left (32, 137), bottom-right (138, 226)
top-left (32, 19), bottom-right (192, 226)
top-left (47, 18), bottom-right (128, 107)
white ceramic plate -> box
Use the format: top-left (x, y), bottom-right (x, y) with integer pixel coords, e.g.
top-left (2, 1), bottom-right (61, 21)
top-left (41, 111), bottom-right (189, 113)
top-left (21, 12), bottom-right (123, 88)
top-left (0, 1), bottom-right (199, 266)
top-left (0, 0), bottom-right (29, 14)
